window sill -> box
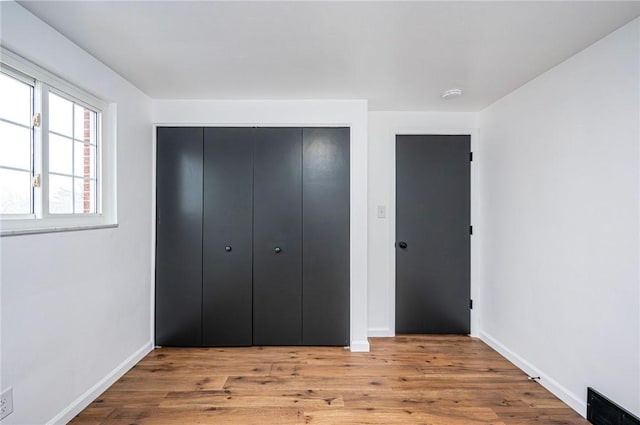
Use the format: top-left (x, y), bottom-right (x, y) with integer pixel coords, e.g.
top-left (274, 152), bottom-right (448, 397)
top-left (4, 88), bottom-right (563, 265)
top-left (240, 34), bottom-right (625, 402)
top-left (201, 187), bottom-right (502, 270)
top-left (1, 223), bottom-right (118, 237)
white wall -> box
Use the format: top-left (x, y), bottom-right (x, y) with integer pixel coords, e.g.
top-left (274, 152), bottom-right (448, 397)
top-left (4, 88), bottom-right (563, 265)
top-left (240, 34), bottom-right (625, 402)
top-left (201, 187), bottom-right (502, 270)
top-left (1, 1), bottom-right (638, 422)
top-left (0, 3), bottom-right (153, 424)
top-left (367, 112), bottom-right (480, 337)
top-left (479, 18), bottom-right (640, 417)
top-left (152, 99), bottom-right (370, 352)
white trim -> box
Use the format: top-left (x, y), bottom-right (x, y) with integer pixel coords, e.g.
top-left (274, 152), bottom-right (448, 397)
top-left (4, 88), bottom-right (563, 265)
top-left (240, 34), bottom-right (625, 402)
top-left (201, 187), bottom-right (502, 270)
top-left (152, 99), bottom-right (369, 352)
top-left (387, 126), bottom-right (481, 337)
top-left (0, 215), bottom-right (111, 236)
top-left (0, 47), bottom-right (117, 235)
top-left (34, 77), bottom-right (44, 218)
top-left (46, 341), bottom-right (153, 425)
top-left (0, 47), bottom-right (106, 111)
top-left (479, 331), bottom-right (586, 417)
top-left (349, 339), bottom-right (371, 352)
top-left (0, 213), bottom-right (34, 220)
top-left (150, 127), bottom-right (157, 348)
top-left (41, 85), bottom-right (50, 217)
top-left (0, 223), bottom-right (117, 237)
top-left (368, 327), bottom-right (394, 337)
top-left (0, 61), bottom-right (36, 86)
top-left (152, 122), bottom-right (351, 128)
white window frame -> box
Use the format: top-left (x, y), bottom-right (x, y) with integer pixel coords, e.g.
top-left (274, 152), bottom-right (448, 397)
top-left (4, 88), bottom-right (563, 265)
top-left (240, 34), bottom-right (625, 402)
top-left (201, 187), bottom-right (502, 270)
top-left (0, 64), bottom-right (36, 220)
top-left (0, 47), bottom-right (117, 236)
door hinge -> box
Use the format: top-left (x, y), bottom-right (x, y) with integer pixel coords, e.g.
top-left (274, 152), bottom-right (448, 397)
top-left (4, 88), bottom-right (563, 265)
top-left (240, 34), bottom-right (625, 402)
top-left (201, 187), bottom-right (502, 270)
top-left (470, 299), bottom-right (473, 309)
top-left (469, 225), bottom-right (473, 235)
top-left (470, 152), bottom-right (473, 162)
top-left (32, 173), bottom-right (41, 188)
top-left (32, 113), bottom-right (41, 128)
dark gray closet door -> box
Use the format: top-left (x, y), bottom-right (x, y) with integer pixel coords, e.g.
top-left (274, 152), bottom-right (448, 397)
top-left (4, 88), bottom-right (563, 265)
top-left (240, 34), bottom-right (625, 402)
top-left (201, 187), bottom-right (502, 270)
top-left (253, 128), bottom-right (303, 345)
top-left (396, 135), bottom-right (470, 334)
top-left (202, 128), bottom-right (253, 346)
top-left (155, 127), bottom-right (203, 346)
top-left (302, 128), bottom-right (350, 346)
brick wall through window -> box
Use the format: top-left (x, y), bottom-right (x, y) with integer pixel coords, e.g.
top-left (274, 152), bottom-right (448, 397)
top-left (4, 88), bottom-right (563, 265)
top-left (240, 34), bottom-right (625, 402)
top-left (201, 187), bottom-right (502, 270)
top-left (83, 110), bottom-right (91, 213)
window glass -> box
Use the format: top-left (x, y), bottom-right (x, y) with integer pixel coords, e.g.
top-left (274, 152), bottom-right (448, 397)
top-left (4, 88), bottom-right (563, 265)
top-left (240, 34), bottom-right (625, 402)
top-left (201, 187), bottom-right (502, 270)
top-left (0, 121), bottom-right (31, 170)
top-left (0, 72), bottom-right (31, 127)
top-left (0, 70), bottom-right (33, 215)
top-left (0, 168), bottom-right (31, 214)
top-left (49, 174), bottom-right (73, 214)
top-left (49, 133), bottom-right (73, 175)
top-left (74, 142), bottom-right (96, 179)
top-left (49, 92), bottom-right (73, 137)
top-left (74, 105), bottom-right (96, 144)
top-left (73, 177), bottom-right (95, 214)
top-left (49, 93), bottom-right (99, 214)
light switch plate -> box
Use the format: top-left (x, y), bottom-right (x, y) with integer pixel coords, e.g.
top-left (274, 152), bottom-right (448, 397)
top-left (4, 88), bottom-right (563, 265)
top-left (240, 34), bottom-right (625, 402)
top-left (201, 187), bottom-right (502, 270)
top-left (376, 205), bottom-right (386, 219)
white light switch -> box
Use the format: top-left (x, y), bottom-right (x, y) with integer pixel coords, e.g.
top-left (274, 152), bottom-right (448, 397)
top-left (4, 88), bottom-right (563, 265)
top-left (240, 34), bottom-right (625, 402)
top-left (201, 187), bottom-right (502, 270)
top-left (376, 205), bottom-right (386, 219)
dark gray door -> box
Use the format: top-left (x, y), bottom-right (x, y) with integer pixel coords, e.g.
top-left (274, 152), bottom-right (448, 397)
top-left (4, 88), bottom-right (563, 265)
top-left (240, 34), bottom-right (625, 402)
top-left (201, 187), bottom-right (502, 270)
top-left (302, 128), bottom-right (350, 346)
top-left (155, 127), bottom-right (203, 346)
top-left (202, 128), bottom-right (253, 346)
top-left (396, 135), bottom-right (470, 334)
top-left (253, 128), bottom-right (303, 345)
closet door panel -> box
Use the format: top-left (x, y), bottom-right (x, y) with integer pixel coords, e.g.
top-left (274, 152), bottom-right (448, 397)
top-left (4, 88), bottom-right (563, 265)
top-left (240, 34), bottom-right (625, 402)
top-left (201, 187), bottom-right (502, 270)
top-left (253, 128), bottom-right (303, 345)
top-left (202, 128), bottom-right (254, 346)
top-left (302, 128), bottom-right (350, 346)
top-left (155, 127), bottom-right (203, 347)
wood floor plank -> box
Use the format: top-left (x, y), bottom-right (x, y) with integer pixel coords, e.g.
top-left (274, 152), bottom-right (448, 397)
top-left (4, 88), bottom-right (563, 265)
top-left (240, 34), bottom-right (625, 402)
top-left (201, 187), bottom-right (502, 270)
top-left (69, 335), bottom-right (589, 425)
top-left (126, 363), bottom-right (271, 377)
top-left (159, 390), bottom-right (345, 409)
top-left (341, 389), bottom-right (528, 410)
top-left (68, 407), bottom-right (115, 425)
top-left (107, 374), bottom-right (227, 392)
top-left (99, 407), bottom-right (303, 425)
top-left (269, 362), bottom-right (424, 377)
top-left (90, 391), bottom-right (168, 408)
top-left (302, 407), bottom-right (504, 425)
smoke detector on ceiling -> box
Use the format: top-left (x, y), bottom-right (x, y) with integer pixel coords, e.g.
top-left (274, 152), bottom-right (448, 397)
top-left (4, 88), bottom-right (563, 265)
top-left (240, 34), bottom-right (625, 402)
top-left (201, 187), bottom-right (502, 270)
top-left (441, 89), bottom-right (463, 99)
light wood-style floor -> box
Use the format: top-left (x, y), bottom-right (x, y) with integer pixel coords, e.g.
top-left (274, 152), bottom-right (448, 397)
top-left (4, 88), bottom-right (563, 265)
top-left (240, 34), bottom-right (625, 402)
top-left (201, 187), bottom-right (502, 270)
top-left (70, 335), bottom-right (588, 424)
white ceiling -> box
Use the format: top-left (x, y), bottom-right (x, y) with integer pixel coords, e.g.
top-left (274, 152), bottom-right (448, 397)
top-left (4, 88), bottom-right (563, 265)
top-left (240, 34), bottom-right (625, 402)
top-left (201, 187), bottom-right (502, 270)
top-left (17, 1), bottom-right (640, 111)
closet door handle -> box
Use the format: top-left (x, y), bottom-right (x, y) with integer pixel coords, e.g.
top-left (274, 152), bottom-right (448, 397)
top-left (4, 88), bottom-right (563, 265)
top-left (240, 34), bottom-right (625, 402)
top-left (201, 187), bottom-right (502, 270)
top-left (398, 241), bottom-right (408, 249)
top-left (225, 246), bottom-right (232, 252)
top-left (274, 247), bottom-right (282, 253)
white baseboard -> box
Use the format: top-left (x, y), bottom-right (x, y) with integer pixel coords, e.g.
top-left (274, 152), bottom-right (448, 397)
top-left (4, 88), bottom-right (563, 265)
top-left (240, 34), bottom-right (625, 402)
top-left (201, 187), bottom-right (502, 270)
top-left (47, 341), bottom-right (154, 425)
top-left (368, 327), bottom-right (394, 337)
top-left (479, 331), bottom-right (586, 417)
top-left (350, 339), bottom-right (370, 352)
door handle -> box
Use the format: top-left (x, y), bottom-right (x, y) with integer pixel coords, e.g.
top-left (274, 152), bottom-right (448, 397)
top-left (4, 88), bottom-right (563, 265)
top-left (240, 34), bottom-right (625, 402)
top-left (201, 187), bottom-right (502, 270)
top-left (274, 247), bottom-right (282, 253)
top-left (398, 241), bottom-right (408, 249)
top-left (225, 246), bottom-right (232, 252)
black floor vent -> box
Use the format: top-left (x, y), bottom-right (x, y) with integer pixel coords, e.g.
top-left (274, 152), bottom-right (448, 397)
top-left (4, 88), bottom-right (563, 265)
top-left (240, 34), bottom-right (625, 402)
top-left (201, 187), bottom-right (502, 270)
top-left (587, 387), bottom-right (640, 425)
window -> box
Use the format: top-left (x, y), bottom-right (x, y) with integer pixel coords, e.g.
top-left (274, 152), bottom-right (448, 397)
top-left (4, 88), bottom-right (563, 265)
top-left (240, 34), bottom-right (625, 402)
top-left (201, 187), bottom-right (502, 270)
top-left (48, 92), bottom-right (99, 214)
top-left (0, 70), bottom-right (34, 215)
top-left (0, 48), bottom-right (113, 235)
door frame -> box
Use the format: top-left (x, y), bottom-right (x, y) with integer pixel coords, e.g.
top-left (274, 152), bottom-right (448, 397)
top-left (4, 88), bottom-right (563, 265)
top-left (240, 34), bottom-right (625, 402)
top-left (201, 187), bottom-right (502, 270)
top-left (150, 101), bottom-right (369, 352)
top-left (388, 127), bottom-right (480, 337)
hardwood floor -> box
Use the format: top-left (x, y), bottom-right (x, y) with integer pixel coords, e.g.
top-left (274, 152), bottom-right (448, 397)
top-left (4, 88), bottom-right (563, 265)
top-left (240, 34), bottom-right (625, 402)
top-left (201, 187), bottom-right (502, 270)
top-left (70, 336), bottom-right (589, 424)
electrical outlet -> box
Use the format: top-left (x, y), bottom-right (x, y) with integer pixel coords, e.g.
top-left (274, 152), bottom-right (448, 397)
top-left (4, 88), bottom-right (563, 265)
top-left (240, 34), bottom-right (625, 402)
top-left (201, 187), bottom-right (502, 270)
top-left (0, 387), bottom-right (13, 420)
